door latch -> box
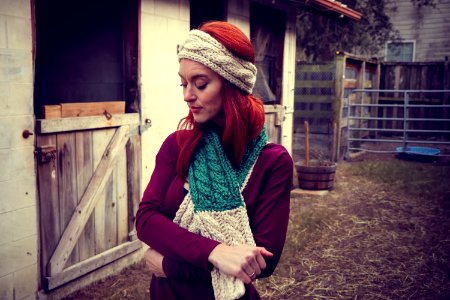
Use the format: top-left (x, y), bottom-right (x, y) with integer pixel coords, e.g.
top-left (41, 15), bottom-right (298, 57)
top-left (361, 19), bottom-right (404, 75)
top-left (35, 145), bottom-right (57, 164)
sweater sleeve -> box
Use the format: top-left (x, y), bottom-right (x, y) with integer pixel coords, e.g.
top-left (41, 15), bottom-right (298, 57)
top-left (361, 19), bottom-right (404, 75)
top-left (249, 147), bottom-right (293, 279)
top-left (162, 256), bottom-right (212, 281)
top-left (135, 132), bottom-right (220, 271)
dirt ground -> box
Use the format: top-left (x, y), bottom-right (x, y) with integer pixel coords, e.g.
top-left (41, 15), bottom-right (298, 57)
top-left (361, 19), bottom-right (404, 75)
top-left (64, 153), bottom-right (450, 300)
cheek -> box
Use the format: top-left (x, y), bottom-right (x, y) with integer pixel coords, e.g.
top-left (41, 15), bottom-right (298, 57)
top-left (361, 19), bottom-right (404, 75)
top-left (211, 97), bottom-right (223, 115)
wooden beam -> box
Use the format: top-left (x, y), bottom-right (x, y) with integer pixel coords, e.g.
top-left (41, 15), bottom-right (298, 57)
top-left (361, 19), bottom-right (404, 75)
top-left (264, 105), bottom-right (284, 127)
top-left (296, 80), bottom-right (335, 88)
top-left (60, 101), bottom-right (125, 118)
top-left (48, 125), bottom-right (130, 275)
top-left (42, 105), bottom-right (62, 119)
top-left (126, 135), bottom-right (141, 240)
top-left (294, 95), bottom-right (333, 103)
top-left (45, 240), bottom-right (142, 290)
top-left (308, 0), bottom-right (362, 21)
top-left (36, 113), bottom-right (139, 134)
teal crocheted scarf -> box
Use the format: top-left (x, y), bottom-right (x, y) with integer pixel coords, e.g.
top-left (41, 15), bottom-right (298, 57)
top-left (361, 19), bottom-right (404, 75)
top-left (188, 127), bottom-right (268, 212)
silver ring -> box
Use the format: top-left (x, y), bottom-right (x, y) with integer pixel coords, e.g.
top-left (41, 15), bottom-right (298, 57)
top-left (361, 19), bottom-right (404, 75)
top-left (249, 271), bottom-right (256, 278)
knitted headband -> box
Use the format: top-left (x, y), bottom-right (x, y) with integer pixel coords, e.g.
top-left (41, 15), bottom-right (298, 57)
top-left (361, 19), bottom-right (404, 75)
top-left (178, 29), bottom-right (257, 94)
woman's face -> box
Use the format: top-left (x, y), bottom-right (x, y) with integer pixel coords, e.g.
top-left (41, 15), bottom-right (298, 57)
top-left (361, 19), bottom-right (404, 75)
top-left (179, 59), bottom-right (224, 125)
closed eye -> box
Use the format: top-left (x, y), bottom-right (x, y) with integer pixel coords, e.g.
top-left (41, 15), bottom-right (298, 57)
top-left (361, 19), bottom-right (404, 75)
top-left (196, 83), bottom-right (207, 90)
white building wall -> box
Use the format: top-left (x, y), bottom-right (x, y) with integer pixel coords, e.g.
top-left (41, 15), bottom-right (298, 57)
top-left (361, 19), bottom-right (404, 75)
top-left (386, 0), bottom-right (450, 61)
top-left (140, 0), bottom-right (191, 188)
top-left (281, 9), bottom-right (296, 156)
top-left (0, 0), bottom-right (38, 300)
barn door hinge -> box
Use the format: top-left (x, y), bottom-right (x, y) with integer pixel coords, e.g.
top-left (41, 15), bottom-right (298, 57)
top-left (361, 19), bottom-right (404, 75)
top-left (35, 145), bottom-right (57, 164)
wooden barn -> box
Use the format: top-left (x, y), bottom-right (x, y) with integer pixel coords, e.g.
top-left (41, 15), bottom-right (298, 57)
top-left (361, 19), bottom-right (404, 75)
top-left (0, 0), bottom-right (325, 298)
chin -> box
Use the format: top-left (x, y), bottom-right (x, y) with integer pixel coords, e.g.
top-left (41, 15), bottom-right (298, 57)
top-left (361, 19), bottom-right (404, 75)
top-left (193, 117), bottom-right (209, 124)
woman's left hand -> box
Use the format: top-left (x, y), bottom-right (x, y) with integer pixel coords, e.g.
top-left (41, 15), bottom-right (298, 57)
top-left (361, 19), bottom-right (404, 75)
top-left (144, 248), bottom-right (167, 278)
top-left (208, 244), bottom-right (273, 284)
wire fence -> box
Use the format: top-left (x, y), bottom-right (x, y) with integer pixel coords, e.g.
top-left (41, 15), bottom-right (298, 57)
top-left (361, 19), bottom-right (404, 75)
top-left (346, 89), bottom-right (450, 157)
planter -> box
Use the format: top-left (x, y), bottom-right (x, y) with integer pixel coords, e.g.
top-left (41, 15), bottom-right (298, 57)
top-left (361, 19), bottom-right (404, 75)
top-left (295, 159), bottom-right (337, 190)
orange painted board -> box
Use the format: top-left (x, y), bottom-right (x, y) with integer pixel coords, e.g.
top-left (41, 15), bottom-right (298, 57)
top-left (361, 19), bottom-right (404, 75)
top-left (60, 101), bottom-right (125, 118)
top-left (42, 105), bottom-right (62, 119)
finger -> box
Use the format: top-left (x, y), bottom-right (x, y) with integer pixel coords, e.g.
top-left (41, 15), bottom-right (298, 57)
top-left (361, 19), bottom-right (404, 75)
top-left (257, 247), bottom-right (274, 258)
top-left (255, 252), bottom-right (267, 270)
top-left (246, 253), bottom-right (262, 276)
top-left (238, 269), bottom-right (253, 284)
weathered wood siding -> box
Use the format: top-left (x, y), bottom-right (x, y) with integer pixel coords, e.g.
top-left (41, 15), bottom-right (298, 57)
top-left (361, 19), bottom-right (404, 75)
top-left (37, 128), bottom-right (129, 274)
top-left (379, 62), bottom-right (450, 132)
top-left (293, 54), bottom-right (381, 162)
top-left (386, 0), bottom-right (450, 61)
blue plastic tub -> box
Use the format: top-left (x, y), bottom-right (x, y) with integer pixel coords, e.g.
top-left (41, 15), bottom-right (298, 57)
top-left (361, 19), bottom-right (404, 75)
top-left (396, 146), bottom-right (440, 161)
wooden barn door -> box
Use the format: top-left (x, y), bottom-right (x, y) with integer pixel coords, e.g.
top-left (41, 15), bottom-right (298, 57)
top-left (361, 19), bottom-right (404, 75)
top-left (33, 0), bottom-right (141, 290)
top-left (250, 2), bottom-right (286, 144)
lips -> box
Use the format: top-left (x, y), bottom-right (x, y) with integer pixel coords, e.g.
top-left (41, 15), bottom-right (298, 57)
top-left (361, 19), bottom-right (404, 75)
top-left (190, 106), bottom-right (202, 113)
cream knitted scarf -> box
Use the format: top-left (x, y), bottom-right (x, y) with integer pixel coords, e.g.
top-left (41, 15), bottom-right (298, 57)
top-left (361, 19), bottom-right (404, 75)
top-left (177, 29), bottom-right (257, 94)
top-left (173, 127), bottom-right (268, 300)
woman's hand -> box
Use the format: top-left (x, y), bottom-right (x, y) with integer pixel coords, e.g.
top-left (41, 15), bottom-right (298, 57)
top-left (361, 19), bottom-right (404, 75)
top-left (144, 248), bottom-right (167, 278)
top-left (207, 244), bottom-right (273, 284)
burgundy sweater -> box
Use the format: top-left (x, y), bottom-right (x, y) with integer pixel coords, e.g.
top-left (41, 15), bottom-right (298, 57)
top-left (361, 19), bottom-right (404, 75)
top-left (136, 132), bottom-right (293, 300)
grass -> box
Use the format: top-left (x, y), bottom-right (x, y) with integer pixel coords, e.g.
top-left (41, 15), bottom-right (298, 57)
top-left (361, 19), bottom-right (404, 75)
top-left (347, 160), bottom-right (450, 204)
top-left (255, 159), bottom-right (450, 299)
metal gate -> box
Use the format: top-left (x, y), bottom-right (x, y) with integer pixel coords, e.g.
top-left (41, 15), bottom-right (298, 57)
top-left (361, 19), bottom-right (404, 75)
top-left (346, 89), bottom-right (450, 157)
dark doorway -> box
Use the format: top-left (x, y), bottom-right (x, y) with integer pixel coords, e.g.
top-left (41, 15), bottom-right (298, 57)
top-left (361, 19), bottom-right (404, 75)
top-left (250, 2), bottom-right (286, 104)
top-left (33, 0), bottom-right (139, 117)
top-left (190, 0), bottom-right (226, 29)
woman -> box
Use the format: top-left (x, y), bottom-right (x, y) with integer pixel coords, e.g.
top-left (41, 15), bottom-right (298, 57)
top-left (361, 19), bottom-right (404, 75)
top-left (136, 21), bottom-right (293, 300)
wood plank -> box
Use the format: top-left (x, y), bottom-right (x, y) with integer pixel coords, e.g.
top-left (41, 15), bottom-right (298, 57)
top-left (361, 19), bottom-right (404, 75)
top-left (48, 125), bottom-right (130, 275)
top-left (295, 80), bottom-right (334, 88)
top-left (264, 105), bottom-right (283, 113)
top-left (344, 79), bottom-right (357, 89)
top-left (36, 134), bottom-right (60, 278)
top-left (104, 168), bottom-right (117, 250)
top-left (75, 131), bottom-right (95, 261)
top-left (36, 113), bottom-right (139, 134)
top-left (60, 101), bottom-right (125, 118)
top-left (294, 110), bottom-right (333, 118)
top-left (294, 95), bottom-right (333, 103)
top-left (117, 147), bottom-right (128, 244)
top-left (57, 132), bottom-right (79, 268)
top-left (126, 135), bottom-right (141, 240)
top-left (264, 114), bottom-right (281, 143)
top-left (298, 63), bottom-right (335, 72)
top-left (42, 105), bottom-right (61, 119)
top-left (92, 128), bottom-right (115, 255)
top-left (123, 0), bottom-right (139, 113)
top-left (45, 240), bottom-right (142, 290)
top-left (333, 54), bottom-right (345, 160)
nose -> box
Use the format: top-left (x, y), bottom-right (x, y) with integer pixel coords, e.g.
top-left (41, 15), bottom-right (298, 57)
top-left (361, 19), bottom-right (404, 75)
top-left (183, 85), bottom-right (196, 103)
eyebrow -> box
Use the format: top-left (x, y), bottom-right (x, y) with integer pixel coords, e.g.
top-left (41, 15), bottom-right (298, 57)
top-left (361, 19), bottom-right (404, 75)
top-left (178, 73), bottom-right (209, 81)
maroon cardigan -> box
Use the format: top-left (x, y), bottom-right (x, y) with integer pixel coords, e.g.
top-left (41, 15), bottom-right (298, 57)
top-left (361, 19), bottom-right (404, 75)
top-left (136, 132), bottom-right (293, 300)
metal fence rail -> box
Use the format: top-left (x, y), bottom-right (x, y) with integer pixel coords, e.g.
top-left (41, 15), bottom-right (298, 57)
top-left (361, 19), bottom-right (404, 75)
top-left (346, 89), bottom-right (450, 157)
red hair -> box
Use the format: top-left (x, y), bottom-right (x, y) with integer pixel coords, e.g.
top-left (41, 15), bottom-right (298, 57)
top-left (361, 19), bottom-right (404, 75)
top-left (176, 21), bottom-right (265, 178)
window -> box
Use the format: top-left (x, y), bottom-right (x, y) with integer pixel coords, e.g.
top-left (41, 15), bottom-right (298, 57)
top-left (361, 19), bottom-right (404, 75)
top-left (385, 41), bottom-right (415, 62)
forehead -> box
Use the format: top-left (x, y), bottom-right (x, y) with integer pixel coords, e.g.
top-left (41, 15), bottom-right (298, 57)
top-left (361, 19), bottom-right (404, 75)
top-left (178, 59), bottom-right (218, 79)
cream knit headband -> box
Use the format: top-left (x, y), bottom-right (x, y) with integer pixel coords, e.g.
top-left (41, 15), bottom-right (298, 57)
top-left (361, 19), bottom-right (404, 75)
top-left (178, 29), bottom-right (257, 94)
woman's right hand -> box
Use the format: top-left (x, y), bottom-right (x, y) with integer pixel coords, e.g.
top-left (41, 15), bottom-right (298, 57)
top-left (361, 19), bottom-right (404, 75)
top-left (144, 248), bottom-right (167, 278)
top-left (207, 244), bottom-right (273, 284)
